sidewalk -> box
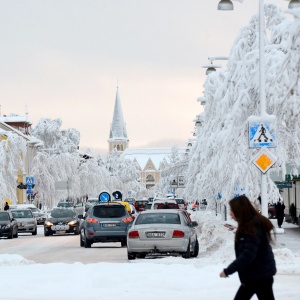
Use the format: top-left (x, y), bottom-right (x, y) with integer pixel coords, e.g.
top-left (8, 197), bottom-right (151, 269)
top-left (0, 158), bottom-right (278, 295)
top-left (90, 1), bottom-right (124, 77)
top-left (271, 219), bottom-right (300, 255)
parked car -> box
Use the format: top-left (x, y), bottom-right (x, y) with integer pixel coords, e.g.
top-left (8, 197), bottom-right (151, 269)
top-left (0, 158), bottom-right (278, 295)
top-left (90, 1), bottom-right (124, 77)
top-left (80, 203), bottom-right (133, 248)
top-left (133, 200), bottom-right (149, 212)
top-left (268, 203), bottom-right (276, 219)
top-left (10, 209), bottom-right (37, 235)
top-left (127, 210), bottom-right (199, 260)
top-left (0, 211), bottom-right (18, 239)
top-left (44, 208), bottom-right (80, 236)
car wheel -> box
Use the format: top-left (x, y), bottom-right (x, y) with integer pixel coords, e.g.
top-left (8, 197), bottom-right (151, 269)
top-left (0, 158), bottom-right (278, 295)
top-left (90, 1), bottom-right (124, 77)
top-left (74, 227), bottom-right (79, 235)
top-left (137, 254), bottom-right (146, 259)
top-left (44, 230), bottom-right (49, 236)
top-left (32, 227), bottom-right (37, 235)
top-left (84, 235), bottom-right (92, 248)
top-left (127, 251), bottom-right (136, 260)
top-left (182, 240), bottom-right (191, 259)
top-left (14, 230), bottom-right (18, 238)
top-left (191, 239), bottom-right (199, 258)
top-left (80, 234), bottom-right (84, 247)
top-left (8, 230), bottom-right (13, 239)
top-left (121, 240), bottom-right (127, 247)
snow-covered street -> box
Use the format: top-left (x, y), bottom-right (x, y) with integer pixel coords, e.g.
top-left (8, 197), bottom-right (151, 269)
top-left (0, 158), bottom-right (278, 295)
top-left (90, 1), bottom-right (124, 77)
top-left (0, 211), bottom-right (299, 300)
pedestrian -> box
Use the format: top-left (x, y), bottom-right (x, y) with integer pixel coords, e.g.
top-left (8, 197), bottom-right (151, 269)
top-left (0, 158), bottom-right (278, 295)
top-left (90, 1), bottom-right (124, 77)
top-left (219, 195), bottom-right (276, 300)
top-left (4, 202), bottom-right (9, 211)
top-left (274, 199), bottom-right (285, 228)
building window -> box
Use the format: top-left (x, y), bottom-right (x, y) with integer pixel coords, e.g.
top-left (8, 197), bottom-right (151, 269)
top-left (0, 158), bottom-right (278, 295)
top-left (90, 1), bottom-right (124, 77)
top-left (146, 174), bottom-right (155, 182)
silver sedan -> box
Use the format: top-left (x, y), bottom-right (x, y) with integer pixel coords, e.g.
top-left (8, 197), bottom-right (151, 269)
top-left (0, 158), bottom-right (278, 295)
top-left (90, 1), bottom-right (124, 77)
top-left (127, 210), bottom-right (199, 260)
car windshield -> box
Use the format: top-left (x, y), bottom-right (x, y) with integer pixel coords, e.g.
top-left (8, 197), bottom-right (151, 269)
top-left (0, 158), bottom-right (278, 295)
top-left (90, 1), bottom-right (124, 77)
top-left (93, 206), bottom-right (126, 218)
top-left (57, 202), bottom-right (73, 208)
top-left (29, 208), bottom-right (40, 213)
top-left (0, 212), bottom-right (9, 221)
top-left (50, 209), bottom-right (76, 218)
top-left (11, 210), bottom-right (33, 218)
top-left (135, 213), bottom-right (180, 225)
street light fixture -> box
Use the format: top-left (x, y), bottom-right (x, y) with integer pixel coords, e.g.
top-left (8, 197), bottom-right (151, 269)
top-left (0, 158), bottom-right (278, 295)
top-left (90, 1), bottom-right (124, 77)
top-left (287, 0), bottom-right (300, 9)
top-left (218, 0), bottom-right (234, 10)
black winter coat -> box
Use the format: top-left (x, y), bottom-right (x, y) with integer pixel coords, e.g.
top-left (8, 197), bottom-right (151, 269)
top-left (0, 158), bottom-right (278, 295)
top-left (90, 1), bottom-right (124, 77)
top-left (224, 219), bottom-right (276, 284)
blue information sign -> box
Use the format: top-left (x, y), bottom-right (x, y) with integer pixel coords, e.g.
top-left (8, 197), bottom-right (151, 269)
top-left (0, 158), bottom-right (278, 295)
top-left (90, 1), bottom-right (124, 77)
top-left (99, 192), bottom-right (111, 203)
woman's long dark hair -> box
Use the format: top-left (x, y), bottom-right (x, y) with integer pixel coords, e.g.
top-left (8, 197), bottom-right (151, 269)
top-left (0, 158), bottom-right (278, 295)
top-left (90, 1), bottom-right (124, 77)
top-left (229, 195), bottom-right (274, 243)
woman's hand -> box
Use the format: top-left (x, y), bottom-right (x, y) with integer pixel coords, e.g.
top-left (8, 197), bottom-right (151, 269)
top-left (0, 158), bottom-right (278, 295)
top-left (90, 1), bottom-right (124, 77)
top-left (219, 271), bottom-right (227, 278)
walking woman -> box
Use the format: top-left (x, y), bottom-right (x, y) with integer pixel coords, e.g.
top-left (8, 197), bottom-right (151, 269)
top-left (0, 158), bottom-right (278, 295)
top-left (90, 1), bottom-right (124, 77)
top-left (220, 195), bottom-right (276, 300)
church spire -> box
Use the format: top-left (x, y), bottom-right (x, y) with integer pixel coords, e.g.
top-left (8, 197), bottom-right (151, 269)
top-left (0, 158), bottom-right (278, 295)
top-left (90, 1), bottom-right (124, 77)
top-left (108, 87), bottom-right (129, 152)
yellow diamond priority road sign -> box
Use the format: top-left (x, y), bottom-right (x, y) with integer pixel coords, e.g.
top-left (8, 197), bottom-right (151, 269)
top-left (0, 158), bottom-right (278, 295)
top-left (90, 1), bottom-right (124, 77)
top-left (252, 148), bottom-right (277, 173)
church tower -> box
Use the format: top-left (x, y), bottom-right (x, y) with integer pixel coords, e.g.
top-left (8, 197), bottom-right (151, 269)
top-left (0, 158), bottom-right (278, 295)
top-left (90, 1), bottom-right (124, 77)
top-left (108, 87), bottom-right (129, 152)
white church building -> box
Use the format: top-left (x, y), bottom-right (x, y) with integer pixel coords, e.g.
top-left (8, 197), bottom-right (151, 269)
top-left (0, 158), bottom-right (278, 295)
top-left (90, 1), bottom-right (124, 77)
top-left (107, 88), bottom-right (186, 189)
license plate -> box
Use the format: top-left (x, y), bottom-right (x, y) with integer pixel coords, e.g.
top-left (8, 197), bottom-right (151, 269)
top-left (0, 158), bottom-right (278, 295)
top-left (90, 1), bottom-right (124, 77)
top-left (57, 230), bottom-right (66, 234)
top-left (102, 223), bottom-right (116, 228)
top-left (146, 232), bottom-right (165, 238)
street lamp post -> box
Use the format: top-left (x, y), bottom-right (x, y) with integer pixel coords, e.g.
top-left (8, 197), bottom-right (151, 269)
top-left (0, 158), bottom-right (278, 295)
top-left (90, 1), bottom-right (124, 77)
top-left (217, 0), bottom-right (298, 216)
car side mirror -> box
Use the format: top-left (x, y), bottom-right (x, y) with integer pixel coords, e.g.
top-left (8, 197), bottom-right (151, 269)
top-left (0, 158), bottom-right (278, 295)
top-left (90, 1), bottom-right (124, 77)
top-left (191, 221), bottom-right (198, 227)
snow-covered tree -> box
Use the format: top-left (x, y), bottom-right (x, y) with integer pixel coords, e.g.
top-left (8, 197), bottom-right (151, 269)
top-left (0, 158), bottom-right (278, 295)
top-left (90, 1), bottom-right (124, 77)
top-left (184, 5), bottom-right (300, 207)
top-left (0, 133), bottom-right (26, 206)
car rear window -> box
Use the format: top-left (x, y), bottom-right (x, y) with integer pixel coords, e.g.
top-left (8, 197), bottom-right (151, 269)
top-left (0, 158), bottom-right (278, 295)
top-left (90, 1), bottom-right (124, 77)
top-left (93, 206), bottom-right (126, 218)
top-left (135, 201), bottom-right (148, 206)
top-left (157, 203), bottom-right (179, 209)
top-left (135, 213), bottom-right (180, 225)
top-left (57, 202), bottom-right (73, 208)
top-left (175, 199), bottom-right (184, 204)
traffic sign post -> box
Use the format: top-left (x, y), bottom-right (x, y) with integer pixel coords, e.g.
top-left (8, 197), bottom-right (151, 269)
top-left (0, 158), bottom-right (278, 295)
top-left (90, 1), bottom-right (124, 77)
top-left (112, 190), bottom-right (122, 201)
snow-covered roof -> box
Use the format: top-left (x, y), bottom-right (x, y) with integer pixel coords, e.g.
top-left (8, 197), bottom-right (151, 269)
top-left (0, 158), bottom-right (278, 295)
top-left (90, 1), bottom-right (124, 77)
top-left (122, 147), bottom-right (185, 170)
top-left (0, 115), bottom-right (32, 125)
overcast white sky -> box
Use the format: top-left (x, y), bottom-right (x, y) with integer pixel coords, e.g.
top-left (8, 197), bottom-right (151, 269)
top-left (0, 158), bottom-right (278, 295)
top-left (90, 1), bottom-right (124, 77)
top-left (0, 0), bottom-right (288, 151)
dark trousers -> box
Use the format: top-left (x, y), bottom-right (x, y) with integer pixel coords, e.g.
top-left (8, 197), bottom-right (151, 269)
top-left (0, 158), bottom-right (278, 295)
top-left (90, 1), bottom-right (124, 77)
top-left (277, 215), bottom-right (284, 227)
top-left (234, 277), bottom-right (275, 300)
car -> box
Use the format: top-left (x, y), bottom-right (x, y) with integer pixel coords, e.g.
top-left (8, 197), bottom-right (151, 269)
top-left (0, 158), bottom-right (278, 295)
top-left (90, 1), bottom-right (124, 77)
top-left (133, 200), bottom-right (149, 212)
top-left (144, 203), bottom-right (152, 211)
top-left (44, 208), bottom-right (80, 236)
top-left (124, 198), bottom-right (135, 205)
top-left (10, 209), bottom-right (37, 235)
top-left (84, 197), bottom-right (99, 212)
top-left (74, 202), bottom-right (85, 215)
top-left (57, 202), bottom-right (74, 209)
top-left (151, 199), bottom-right (177, 210)
top-left (0, 211), bottom-right (18, 239)
top-left (28, 207), bottom-right (47, 225)
top-left (127, 209), bottom-right (199, 260)
top-left (157, 203), bottom-right (180, 209)
top-left (268, 203), bottom-right (276, 219)
top-left (175, 198), bottom-right (187, 210)
top-left (80, 202), bottom-right (133, 248)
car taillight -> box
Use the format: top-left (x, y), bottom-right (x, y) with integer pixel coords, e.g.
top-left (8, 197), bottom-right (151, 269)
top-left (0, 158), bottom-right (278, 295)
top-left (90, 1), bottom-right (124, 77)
top-left (87, 218), bottom-right (98, 224)
top-left (128, 231), bottom-right (139, 238)
top-left (172, 230), bottom-right (185, 238)
top-left (122, 217), bottom-right (133, 223)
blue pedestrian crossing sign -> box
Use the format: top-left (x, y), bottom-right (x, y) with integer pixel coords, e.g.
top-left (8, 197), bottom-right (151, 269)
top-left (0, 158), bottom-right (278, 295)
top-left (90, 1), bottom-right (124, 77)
top-left (26, 176), bottom-right (35, 185)
top-left (249, 117), bottom-right (276, 148)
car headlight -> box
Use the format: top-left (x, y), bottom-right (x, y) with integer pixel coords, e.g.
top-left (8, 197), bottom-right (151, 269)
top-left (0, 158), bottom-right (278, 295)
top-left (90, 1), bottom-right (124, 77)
top-left (45, 221), bottom-right (53, 226)
top-left (68, 220), bottom-right (77, 226)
